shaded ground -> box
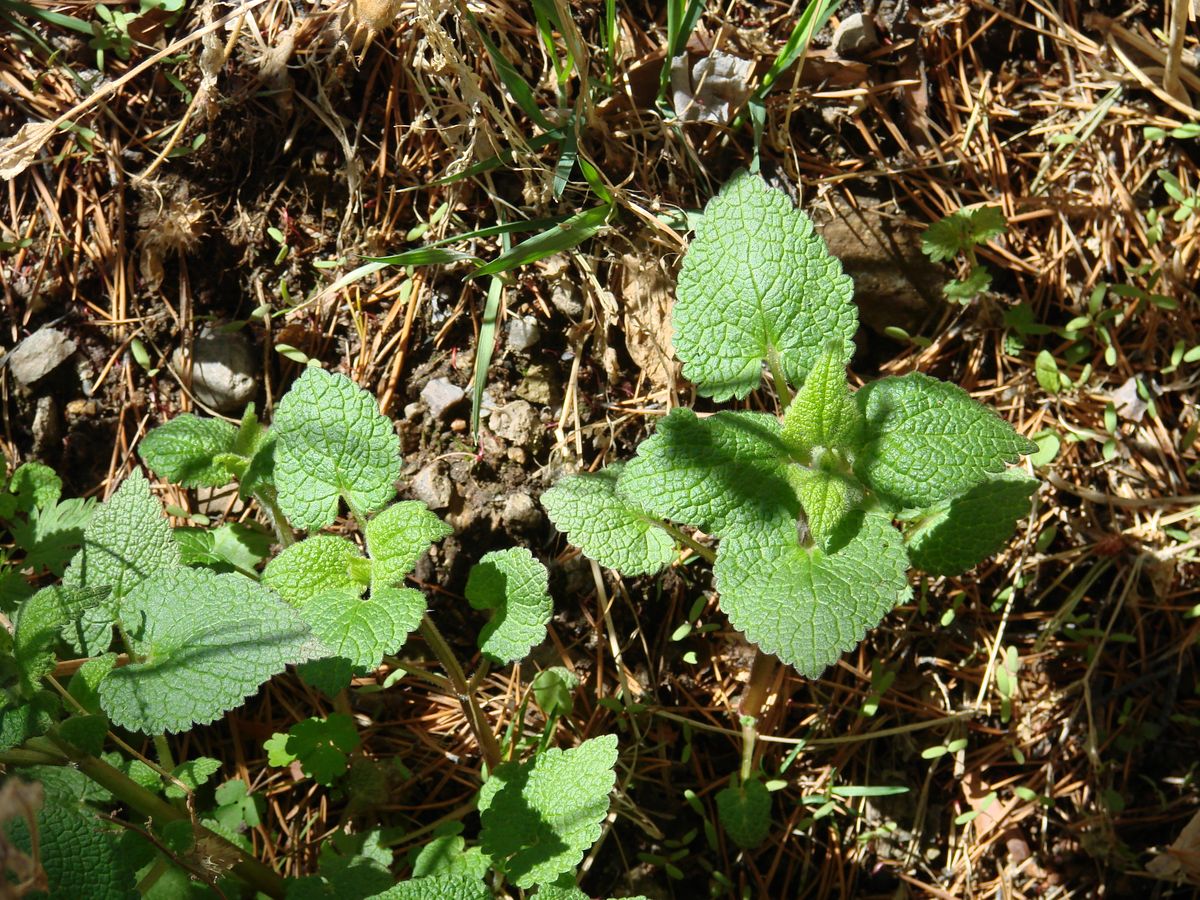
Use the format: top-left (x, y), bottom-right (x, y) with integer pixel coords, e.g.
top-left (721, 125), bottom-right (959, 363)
top-left (2, 0), bottom-right (1200, 896)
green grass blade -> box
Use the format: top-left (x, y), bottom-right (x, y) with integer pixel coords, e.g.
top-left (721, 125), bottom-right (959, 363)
top-left (751, 0), bottom-right (841, 104)
top-left (468, 205), bottom-right (612, 279)
top-left (0, 0), bottom-right (92, 35)
top-left (464, 9), bottom-right (553, 130)
top-left (362, 248), bottom-right (478, 267)
top-left (553, 120), bottom-right (578, 199)
top-left (396, 130), bottom-right (564, 192)
top-left (659, 0), bottom-right (706, 101)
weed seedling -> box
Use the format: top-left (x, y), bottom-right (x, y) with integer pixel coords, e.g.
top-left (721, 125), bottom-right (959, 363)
top-left (920, 203), bottom-right (1008, 302)
top-left (543, 172), bottom-right (1036, 845)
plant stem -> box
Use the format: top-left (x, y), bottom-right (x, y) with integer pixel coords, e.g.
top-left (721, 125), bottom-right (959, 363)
top-left (737, 649), bottom-right (778, 782)
top-left (419, 615), bottom-right (502, 771)
top-left (658, 521), bottom-right (715, 564)
top-left (766, 347), bottom-right (793, 407)
top-left (153, 735), bottom-right (175, 772)
top-left (33, 736), bottom-right (286, 898)
top-left (254, 488), bottom-right (295, 548)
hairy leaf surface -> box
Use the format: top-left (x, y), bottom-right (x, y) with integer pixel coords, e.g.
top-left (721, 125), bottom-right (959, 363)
top-left (264, 535), bottom-right (365, 607)
top-left (905, 471), bottom-right (1036, 576)
top-left (618, 409), bottom-right (798, 541)
top-left (273, 368), bottom-right (402, 530)
top-left (790, 466), bottom-right (861, 549)
top-left (466, 547), bottom-right (552, 664)
top-left (365, 501), bottom-right (453, 587)
top-left (542, 465), bottom-right (676, 576)
top-left (479, 734), bottom-right (618, 888)
top-left (673, 171), bottom-right (856, 400)
top-left (715, 511), bottom-right (911, 677)
top-left (301, 585), bottom-right (425, 671)
top-left (99, 568), bottom-right (323, 733)
top-left (138, 414), bottom-right (238, 487)
top-left (781, 346), bottom-right (863, 454)
top-left (855, 373), bottom-right (1034, 508)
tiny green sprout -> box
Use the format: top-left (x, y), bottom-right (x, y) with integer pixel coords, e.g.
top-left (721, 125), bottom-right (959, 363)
top-left (921, 204), bottom-right (1008, 303)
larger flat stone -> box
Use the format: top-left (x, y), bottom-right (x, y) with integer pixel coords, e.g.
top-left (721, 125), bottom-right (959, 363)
top-left (7, 328), bottom-right (76, 385)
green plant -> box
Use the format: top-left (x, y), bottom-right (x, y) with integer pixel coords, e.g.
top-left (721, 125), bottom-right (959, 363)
top-left (0, 366), bottom-right (629, 898)
top-left (542, 171), bottom-right (1035, 841)
top-left (920, 204), bottom-right (1008, 302)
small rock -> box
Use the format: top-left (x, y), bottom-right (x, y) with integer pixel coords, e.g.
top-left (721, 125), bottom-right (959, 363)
top-left (505, 316), bottom-right (541, 352)
top-left (489, 400), bottom-right (541, 447)
top-left (501, 492), bottom-right (541, 532)
top-left (403, 401), bottom-right (424, 421)
top-left (507, 446), bottom-right (527, 465)
top-left (832, 13), bottom-right (879, 57)
top-left (420, 376), bottom-right (465, 420)
top-left (449, 418), bottom-right (467, 433)
top-left (31, 395), bottom-right (60, 459)
top-left (543, 255), bottom-right (583, 318)
top-left (6, 328), bottom-right (76, 385)
top-left (515, 364), bottom-right (559, 406)
top-left (410, 463), bottom-right (453, 510)
top-left (172, 330), bottom-right (257, 413)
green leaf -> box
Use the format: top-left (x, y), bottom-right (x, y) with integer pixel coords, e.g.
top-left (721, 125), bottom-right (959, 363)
top-left (532, 666), bottom-right (579, 719)
top-left (265, 732), bottom-right (296, 767)
top-left (410, 834), bottom-right (490, 881)
top-left (13, 585), bottom-right (108, 693)
top-left (55, 714), bottom-right (108, 755)
top-left (790, 466), bottom-right (861, 549)
top-left (367, 873), bottom-right (492, 900)
top-left (264, 535), bottom-right (365, 607)
top-left (921, 206), bottom-right (1006, 262)
top-left (716, 778), bottom-right (772, 849)
top-left (9, 495), bottom-right (95, 575)
top-left (63, 472), bottom-right (180, 653)
top-left (479, 734), bottom-right (619, 888)
top-left (0, 692), bottom-right (59, 752)
top-left (98, 568), bottom-right (323, 733)
top-left (175, 522), bottom-right (272, 573)
top-left (67, 655), bottom-right (116, 716)
top-left (466, 547), bottom-right (553, 664)
top-left (5, 786), bottom-right (139, 899)
top-left (165, 756), bottom-right (222, 798)
top-left (273, 368), bottom-right (402, 531)
top-left (285, 714), bottom-right (361, 785)
top-left (138, 414), bottom-right (239, 487)
top-left (364, 500), bottom-right (453, 588)
top-left (618, 409), bottom-right (799, 541)
top-left (1035, 350), bottom-right (1062, 393)
top-left (943, 266), bottom-right (992, 302)
top-left (301, 584), bottom-right (425, 671)
top-left (469, 205), bottom-right (611, 279)
top-left (542, 464), bottom-right (676, 576)
top-left (714, 511), bottom-right (911, 677)
top-left (781, 345), bottom-right (863, 454)
top-left (673, 171), bottom-right (856, 400)
top-left (9, 461), bottom-right (62, 511)
top-left (905, 471), bottom-right (1036, 576)
top-left (855, 373), bottom-right (1035, 508)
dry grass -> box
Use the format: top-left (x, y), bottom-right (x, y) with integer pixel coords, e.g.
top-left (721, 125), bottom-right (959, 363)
top-left (2, 0), bottom-right (1199, 896)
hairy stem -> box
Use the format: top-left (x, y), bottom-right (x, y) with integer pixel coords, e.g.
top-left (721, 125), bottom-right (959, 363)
top-left (419, 615), bottom-right (502, 771)
top-left (737, 649), bottom-right (778, 782)
top-left (766, 346), bottom-right (793, 408)
top-left (253, 487), bottom-right (295, 548)
top-left (34, 736), bottom-right (286, 898)
top-left (657, 521), bottom-right (715, 564)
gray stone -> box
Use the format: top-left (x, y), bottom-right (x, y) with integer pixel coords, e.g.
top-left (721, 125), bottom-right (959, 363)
top-left (488, 400), bottom-right (541, 447)
top-left (172, 330), bottom-right (257, 413)
top-left (543, 255), bottom-right (584, 318)
top-left (501, 492), bottom-right (541, 532)
top-left (833, 13), bottom-right (879, 57)
top-left (6, 328), bottom-right (76, 385)
top-left (410, 463), bottom-right (453, 510)
top-left (505, 316), bottom-right (541, 352)
top-left (420, 376), bottom-right (465, 420)
top-left (515, 364), bottom-right (559, 406)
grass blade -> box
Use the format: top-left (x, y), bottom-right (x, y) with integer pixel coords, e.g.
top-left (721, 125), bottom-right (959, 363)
top-left (468, 205), bottom-right (612, 279)
top-left (471, 231), bottom-right (510, 440)
top-left (463, 9), bottom-right (553, 130)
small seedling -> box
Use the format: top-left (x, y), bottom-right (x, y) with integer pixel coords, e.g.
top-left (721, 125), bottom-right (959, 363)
top-left (920, 204), bottom-right (1008, 302)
